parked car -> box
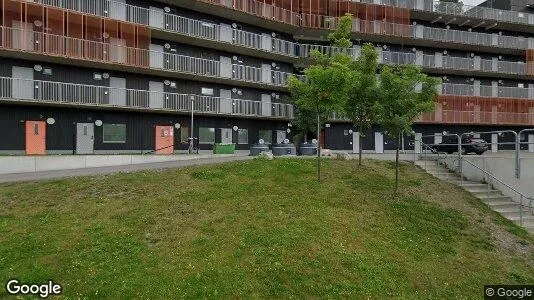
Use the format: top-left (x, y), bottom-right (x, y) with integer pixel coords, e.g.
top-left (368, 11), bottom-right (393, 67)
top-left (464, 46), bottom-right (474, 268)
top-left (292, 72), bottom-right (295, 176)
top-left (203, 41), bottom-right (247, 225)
top-left (432, 136), bottom-right (489, 155)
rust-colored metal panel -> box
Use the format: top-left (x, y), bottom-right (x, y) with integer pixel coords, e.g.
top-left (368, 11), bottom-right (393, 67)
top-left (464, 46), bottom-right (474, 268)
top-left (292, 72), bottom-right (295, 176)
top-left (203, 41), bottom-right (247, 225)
top-left (419, 95), bottom-right (534, 126)
top-left (155, 126), bottom-right (174, 155)
top-left (25, 121), bottom-right (46, 155)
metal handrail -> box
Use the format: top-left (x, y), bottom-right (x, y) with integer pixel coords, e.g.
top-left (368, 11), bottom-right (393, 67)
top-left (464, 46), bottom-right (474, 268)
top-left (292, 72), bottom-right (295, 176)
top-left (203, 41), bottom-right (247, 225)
top-left (460, 157), bottom-right (533, 226)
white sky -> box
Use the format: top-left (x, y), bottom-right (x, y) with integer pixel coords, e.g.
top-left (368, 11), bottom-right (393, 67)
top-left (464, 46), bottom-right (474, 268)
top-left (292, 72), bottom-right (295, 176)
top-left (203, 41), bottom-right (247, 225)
top-left (462, 0), bottom-right (486, 6)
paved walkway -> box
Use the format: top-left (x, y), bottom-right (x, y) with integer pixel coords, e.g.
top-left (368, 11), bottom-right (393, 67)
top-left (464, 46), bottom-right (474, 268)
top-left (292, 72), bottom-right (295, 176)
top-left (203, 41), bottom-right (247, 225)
top-left (0, 155), bottom-right (254, 184)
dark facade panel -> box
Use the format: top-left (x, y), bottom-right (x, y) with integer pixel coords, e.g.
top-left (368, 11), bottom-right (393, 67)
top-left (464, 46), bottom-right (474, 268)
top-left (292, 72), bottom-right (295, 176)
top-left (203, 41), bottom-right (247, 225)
top-left (0, 104), bottom-right (290, 152)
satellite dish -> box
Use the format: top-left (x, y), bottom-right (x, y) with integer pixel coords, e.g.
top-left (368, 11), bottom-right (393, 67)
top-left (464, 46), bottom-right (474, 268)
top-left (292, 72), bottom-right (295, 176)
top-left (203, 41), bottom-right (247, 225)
top-left (283, 138), bottom-right (289, 144)
top-left (258, 139), bottom-right (265, 145)
top-left (164, 6), bottom-right (171, 13)
top-left (34, 65), bottom-right (43, 72)
top-left (312, 139), bottom-right (318, 144)
top-left (46, 118), bottom-right (55, 125)
top-left (174, 123), bottom-right (181, 129)
top-left (233, 126), bottom-right (239, 131)
top-left (95, 120), bottom-right (103, 127)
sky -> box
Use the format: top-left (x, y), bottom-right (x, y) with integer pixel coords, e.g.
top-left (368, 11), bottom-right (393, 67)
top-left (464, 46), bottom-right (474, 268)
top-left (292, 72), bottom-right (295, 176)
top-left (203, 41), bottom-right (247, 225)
top-left (461, 0), bottom-right (486, 5)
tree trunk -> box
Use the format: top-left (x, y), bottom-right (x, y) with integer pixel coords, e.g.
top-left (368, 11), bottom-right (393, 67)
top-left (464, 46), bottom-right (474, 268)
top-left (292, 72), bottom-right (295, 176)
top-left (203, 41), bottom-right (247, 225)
top-left (358, 122), bottom-right (363, 166)
top-left (317, 115), bottom-right (321, 183)
top-left (395, 132), bottom-right (401, 194)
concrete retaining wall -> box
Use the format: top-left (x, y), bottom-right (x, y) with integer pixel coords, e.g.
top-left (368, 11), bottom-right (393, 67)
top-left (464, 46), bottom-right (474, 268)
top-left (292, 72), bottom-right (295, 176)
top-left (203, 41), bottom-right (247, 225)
top-left (442, 155), bottom-right (534, 207)
top-left (0, 154), bottom-right (234, 175)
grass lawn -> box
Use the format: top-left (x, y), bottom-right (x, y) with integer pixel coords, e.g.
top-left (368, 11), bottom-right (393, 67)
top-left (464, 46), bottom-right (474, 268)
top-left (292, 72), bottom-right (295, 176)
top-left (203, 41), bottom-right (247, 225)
top-left (0, 158), bottom-right (533, 298)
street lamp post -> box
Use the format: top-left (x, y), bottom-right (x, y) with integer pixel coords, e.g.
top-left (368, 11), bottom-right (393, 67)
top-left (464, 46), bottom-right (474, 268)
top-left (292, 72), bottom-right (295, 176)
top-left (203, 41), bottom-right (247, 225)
top-left (190, 95), bottom-right (195, 154)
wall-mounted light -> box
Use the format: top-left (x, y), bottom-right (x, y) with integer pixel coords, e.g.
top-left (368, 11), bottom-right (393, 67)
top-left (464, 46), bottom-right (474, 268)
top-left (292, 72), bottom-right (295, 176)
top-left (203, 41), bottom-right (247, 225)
top-left (174, 123), bottom-right (181, 129)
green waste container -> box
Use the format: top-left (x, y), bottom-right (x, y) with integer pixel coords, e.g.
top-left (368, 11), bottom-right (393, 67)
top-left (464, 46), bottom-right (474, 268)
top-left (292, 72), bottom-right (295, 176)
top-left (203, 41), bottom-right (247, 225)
top-left (213, 143), bottom-right (235, 154)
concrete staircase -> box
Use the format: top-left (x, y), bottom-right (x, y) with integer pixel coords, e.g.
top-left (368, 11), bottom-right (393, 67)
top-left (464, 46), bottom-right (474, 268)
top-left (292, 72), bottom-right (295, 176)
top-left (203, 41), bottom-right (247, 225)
top-left (415, 160), bottom-right (534, 233)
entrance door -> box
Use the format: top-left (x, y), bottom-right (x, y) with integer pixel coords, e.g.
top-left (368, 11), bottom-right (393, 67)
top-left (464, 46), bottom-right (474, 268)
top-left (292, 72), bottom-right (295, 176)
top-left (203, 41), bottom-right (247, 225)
top-left (221, 128), bottom-right (232, 144)
top-left (25, 121), bottom-right (46, 155)
top-left (276, 130), bottom-right (287, 144)
top-left (352, 132), bottom-right (360, 154)
top-left (12, 66), bottom-right (34, 100)
top-left (76, 123), bottom-right (94, 154)
top-left (155, 125), bottom-right (174, 154)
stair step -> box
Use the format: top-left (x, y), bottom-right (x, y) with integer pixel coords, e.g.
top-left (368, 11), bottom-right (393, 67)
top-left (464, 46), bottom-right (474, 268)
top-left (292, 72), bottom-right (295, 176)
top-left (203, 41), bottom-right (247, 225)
top-left (508, 214), bottom-right (534, 222)
top-left (469, 190), bottom-right (503, 196)
top-left (484, 200), bottom-right (520, 207)
top-left (476, 195), bottom-right (512, 201)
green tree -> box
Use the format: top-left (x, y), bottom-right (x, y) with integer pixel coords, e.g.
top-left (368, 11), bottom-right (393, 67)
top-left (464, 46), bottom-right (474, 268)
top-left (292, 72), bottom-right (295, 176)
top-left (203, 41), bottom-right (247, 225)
top-left (345, 43), bottom-right (379, 166)
top-left (374, 65), bottom-right (440, 193)
top-left (288, 51), bottom-right (351, 182)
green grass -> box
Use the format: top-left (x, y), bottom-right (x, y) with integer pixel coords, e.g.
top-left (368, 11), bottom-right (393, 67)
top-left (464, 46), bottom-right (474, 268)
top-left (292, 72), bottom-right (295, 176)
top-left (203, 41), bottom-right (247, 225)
top-left (0, 159), bottom-right (533, 298)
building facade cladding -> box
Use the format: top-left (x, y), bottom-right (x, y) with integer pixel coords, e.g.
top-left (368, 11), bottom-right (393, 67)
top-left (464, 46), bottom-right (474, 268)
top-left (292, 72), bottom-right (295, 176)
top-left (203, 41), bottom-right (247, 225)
top-left (0, 0), bottom-right (533, 153)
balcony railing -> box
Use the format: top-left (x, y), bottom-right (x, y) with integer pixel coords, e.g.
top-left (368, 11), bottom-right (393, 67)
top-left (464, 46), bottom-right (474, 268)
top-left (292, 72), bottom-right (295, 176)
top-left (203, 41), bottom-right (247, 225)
top-left (361, 0), bottom-right (534, 28)
top-left (442, 83), bottom-right (534, 100)
top-left (28, 0), bottom-right (534, 58)
top-left (0, 26), bottom-right (294, 87)
top-left (419, 110), bottom-right (534, 126)
top-left (0, 77), bottom-right (294, 119)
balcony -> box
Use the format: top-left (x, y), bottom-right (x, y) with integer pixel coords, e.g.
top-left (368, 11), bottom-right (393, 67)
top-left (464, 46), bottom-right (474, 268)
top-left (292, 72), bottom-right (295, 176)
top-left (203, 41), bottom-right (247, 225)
top-left (442, 83), bottom-right (534, 100)
top-left (0, 77), bottom-right (294, 119)
top-left (0, 26), bottom-right (294, 88)
top-left (419, 110), bottom-right (534, 126)
top-left (27, 0), bottom-right (534, 58)
top-left (360, 0), bottom-right (534, 29)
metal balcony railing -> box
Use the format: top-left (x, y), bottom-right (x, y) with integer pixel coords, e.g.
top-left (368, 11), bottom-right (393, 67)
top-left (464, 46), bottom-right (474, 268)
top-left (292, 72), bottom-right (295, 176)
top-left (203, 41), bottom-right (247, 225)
top-left (0, 77), bottom-right (294, 119)
top-left (419, 110), bottom-right (534, 126)
top-left (0, 26), bottom-right (293, 87)
top-left (443, 83), bottom-right (534, 100)
top-left (360, 0), bottom-right (534, 27)
top-left (28, 0), bottom-right (534, 57)
top-left (382, 51), bottom-right (416, 65)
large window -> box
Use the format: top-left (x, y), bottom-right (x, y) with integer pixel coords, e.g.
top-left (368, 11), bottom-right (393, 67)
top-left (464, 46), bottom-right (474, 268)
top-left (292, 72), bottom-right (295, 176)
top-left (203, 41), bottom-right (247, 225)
top-left (103, 124), bottom-right (126, 143)
top-left (199, 127), bottom-right (215, 144)
top-left (238, 129), bottom-right (248, 144)
top-left (259, 130), bottom-right (272, 144)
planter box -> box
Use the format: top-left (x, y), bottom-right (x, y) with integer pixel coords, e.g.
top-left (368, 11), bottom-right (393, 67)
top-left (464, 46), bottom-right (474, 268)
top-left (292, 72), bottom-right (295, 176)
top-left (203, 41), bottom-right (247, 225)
top-left (213, 143), bottom-right (235, 154)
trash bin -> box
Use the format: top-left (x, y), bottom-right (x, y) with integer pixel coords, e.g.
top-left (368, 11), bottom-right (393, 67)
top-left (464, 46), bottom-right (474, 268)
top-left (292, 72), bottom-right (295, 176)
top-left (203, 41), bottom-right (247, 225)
top-left (250, 143), bottom-right (270, 156)
top-left (213, 143), bottom-right (235, 154)
top-left (272, 143), bottom-right (297, 156)
top-left (299, 142), bottom-right (318, 156)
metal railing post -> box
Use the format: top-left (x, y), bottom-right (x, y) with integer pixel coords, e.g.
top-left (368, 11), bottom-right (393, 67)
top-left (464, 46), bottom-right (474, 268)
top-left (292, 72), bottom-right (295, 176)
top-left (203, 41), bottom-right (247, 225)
top-left (520, 194), bottom-right (523, 226)
top-left (514, 131), bottom-right (520, 179)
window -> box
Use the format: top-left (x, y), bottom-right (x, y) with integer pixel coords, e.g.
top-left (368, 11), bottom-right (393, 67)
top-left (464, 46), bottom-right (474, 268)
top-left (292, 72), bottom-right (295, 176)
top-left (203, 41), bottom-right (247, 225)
top-left (201, 87), bottom-right (214, 96)
top-left (180, 126), bottom-right (189, 143)
top-left (103, 124), bottom-right (126, 143)
top-left (199, 127), bottom-right (215, 144)
top-left (259, 130), bottom-right (272, 144)
top-left (93, 73), bottom-right (103, 80)
top-left (238, 129), bottom-right (248, 144)
top-left (33, 123), bottom-right (39, 135)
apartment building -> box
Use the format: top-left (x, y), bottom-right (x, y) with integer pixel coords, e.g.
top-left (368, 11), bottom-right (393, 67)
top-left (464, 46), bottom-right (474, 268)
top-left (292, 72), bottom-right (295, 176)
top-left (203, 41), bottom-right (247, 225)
top-left (0, 0), bottom-right (533, 154)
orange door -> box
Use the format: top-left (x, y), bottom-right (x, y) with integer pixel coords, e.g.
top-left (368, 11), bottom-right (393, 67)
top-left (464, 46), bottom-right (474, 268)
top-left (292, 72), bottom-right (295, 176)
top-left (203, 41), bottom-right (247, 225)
top-left (25, 121), bottom-right (46, 155)
top-left (155, 126), bottom-right (174, 154)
